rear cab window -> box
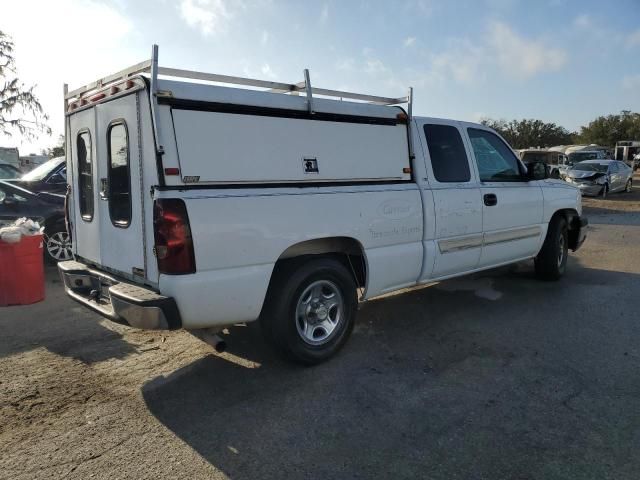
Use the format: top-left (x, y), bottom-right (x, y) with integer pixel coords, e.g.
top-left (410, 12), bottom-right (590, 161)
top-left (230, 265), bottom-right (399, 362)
top-left (77, 131), bottom-right (94, 221)
top-left (467, 128), bottom-right (525, 182)
top-left (107, 121), bottom-right (131, 227)
top-left (423, 124), bottom-right (471, 183)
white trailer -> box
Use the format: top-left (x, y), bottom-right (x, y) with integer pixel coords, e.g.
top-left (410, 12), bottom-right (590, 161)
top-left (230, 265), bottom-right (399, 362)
top-left (59, 46), bottom-right (587, 364)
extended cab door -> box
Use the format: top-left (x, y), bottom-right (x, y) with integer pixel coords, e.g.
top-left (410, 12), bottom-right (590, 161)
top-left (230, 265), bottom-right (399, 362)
top-left (464, 126), bottom-right (543, 267)
top-left (418, 120), bottom-right (483, 279)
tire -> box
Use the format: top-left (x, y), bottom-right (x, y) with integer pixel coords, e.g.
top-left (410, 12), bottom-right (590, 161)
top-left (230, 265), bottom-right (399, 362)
top-left (600, 183), bottom-right (609, 198)
top-left (261, 257), bottom-right (357, 365)
top-left (625, 179), bottom-right (633, 193)
top-left (44, 227), bottom-right (73, 264)
top-left (535, 216), bottom-right (568, 281)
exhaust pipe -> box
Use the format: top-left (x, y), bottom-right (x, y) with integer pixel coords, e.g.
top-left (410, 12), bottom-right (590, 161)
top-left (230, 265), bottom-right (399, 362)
top-left (193, 328), bottom-right (227, 353)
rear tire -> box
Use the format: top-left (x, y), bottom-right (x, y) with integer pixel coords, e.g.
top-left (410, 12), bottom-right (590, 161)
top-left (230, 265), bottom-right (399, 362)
top-left (261, 257), bottom-right (357, 365)
top-left (535, 216), bottom-right (568, 281)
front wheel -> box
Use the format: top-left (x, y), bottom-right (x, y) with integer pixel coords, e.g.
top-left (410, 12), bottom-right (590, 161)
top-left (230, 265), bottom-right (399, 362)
top-left (600, 183), bottom-right (609, 198)
top-left (535, 216), bottom-right (568, 281)
top-left (625, 179), bottom-right (633, 193)
top-left (261, 257), bottom-right (357, 365)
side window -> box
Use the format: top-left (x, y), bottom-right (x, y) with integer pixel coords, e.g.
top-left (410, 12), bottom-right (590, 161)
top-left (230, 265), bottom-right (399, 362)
top-left (77, 131), bottom-right (94, 221)
top-left (467, 128), bottom-right (524, 182)
top-left (423, 124), bottom-right (470, 183)
top-left (610, 162), bottom-right (618, 173)
top-left (107, 122), bottom-right (131, 227)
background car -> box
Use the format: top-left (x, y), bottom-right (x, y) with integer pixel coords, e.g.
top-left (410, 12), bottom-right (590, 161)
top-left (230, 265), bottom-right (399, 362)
top-left (0, 180), bottom-right (71, 262)
top-left (564, 160), bottom-right (633, 198)
top-left (8, 156), bottom-right (67, 194)
top-left (0, 162), bottom-right (22, 179)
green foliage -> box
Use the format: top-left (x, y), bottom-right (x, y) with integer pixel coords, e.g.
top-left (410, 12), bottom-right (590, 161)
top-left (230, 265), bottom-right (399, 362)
top-left (0, 30), bottom-right (50, 140)
top-left (576, 111), bottom-right (640, 146)
top-left (480, 118), bottom-right (575, 149)
top-left (41, 135), bottom-right (65, 158)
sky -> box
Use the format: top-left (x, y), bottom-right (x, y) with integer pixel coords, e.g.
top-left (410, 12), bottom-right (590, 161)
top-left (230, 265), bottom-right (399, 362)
top-left (1, 0), bottom-right (640, 154)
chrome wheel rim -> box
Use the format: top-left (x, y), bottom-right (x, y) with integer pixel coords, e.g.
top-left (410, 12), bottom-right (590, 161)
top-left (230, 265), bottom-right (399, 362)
top-left (626, 181), bottom-right (632, 192)
top-left (295, 280), bottom-right (343, 345)
top-left (557, 233), bottom-right (565, 267)
top-left (46, 232), bottom-right (72, 261)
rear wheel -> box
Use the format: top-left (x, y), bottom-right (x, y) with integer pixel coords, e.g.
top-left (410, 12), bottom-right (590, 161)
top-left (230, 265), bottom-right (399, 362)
top-left (261, 257), bottom-right (357, 365)
top-left (535, 216), bottom-right (568, 281)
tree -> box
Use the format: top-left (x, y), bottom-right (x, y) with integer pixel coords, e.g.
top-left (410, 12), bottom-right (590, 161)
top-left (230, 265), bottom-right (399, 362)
top-left (41, 134), bottom-right (65, 158)
top-left (576, 111), bottom-right (640, 147)
top-left (480, 118), bottom-right (575, 149)
top-left (0, 30), bottom-right (50, 140)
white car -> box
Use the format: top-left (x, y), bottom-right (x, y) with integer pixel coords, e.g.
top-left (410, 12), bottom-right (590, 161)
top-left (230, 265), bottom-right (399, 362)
top-left (58, 46), bottom-right (588, 364)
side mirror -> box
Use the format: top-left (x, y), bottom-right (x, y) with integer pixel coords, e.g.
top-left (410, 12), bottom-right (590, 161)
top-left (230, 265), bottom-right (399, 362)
top-left (48, 173), bottom-right (66, 184)
top-left (526, 161), bottom-right (548, 181)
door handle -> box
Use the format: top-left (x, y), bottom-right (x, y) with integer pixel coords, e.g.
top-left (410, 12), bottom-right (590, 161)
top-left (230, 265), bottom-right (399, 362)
top-left (483, 193), bottom-right (497, 206)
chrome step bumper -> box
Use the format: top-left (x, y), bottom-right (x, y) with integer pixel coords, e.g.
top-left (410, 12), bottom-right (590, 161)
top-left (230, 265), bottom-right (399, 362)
top-left (58, 260), bottom-right (181, 330)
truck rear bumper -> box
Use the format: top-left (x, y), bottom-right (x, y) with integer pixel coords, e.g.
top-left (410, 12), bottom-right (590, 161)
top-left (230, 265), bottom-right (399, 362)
top-left (58, 260), bottom-right (181, 330)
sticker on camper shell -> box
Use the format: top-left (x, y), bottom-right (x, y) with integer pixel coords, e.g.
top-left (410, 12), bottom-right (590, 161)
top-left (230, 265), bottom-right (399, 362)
top-left (302, 157), bottom-right (319, 174)
top-left (183, 176), bottom-right (200, 183)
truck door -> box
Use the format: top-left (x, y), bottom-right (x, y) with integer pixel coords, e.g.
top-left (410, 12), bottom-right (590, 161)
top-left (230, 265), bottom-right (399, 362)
top-left (69, 107), bottom-right (100, 264)
top-left (465, 127), bottom-right (543, 268)
top-left (94, 94), bottom-right (146, 280)
top-left (418, 121), bottom-right (483, 279)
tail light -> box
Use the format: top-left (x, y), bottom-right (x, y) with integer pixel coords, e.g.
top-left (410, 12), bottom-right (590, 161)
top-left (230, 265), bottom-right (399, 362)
top-left (153, 199), bottom-right (196, 274)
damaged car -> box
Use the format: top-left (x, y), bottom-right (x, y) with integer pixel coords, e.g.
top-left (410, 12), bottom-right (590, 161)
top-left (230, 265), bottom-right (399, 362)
top-left (564, 160), bottom-right (633, 198)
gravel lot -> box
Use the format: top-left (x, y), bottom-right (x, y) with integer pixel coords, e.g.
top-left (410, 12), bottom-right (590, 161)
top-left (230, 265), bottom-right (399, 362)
top-left (2, 178), bottom-right (640, 480)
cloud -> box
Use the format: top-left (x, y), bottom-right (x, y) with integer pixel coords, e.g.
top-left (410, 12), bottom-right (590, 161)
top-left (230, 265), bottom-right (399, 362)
top-left (261, 63), bottom-right (276, 79)
top-left (179, 0), bottom-right (231, 36)
top-left (627, 29), bottom-right (640, 48)
top-left (622, 74), bottom-right (640, 90)
top-left (487, 21), bottom-right (567, 78)
top-left (336, 58), bottom-right (355, 71)
top-left (573, 14), bottom-right (591, 28)
top-left (365, 59), bottom-right (387, 75)
top-left (404, 37), bottom-right (417, 48)
top-left (261, 30), bottom-right (270, 45)
top-left (319, 3), bottom-right (329, 24)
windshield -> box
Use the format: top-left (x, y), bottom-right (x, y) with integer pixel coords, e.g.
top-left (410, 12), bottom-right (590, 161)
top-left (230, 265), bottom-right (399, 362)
top-left (568, 152), bottom-right (599, 164)
top-left (572, 162), bottom-right (608, 172)
top-left (522, 152), bottom-right (550, 163)
top-left (20, 157), bottom-right (64, 181)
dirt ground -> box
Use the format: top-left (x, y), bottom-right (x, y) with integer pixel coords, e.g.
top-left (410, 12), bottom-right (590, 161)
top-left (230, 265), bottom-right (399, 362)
top-left (1, 177), bottom-right (640, 480)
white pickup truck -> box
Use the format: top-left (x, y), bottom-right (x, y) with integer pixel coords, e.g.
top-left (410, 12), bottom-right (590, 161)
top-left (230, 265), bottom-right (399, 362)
top-left (59, 46), bottom-right (587, 364)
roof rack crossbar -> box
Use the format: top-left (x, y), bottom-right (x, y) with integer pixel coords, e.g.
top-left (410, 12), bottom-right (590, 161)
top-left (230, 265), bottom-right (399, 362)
top-left (65, 59), bottom-right (152, 100)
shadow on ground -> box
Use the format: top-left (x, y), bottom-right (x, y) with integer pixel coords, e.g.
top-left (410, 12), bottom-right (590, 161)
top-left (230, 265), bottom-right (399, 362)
top-left (143, 259), bottom-right (640, 480)
top-left (0, 266), bottom-right (137, 363)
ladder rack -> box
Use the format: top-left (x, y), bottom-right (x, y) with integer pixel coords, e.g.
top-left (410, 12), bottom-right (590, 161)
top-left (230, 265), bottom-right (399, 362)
top-left (64, 45), bottom-right (413, 109)
top-left (64, 45), bottom-right (415, 158)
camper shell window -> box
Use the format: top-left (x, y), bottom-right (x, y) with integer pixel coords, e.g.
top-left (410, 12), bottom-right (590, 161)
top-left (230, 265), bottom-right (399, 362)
top-left (77, 130), bottom-right (94, 221)
top-left (107, 121), bottom-right (131, 227)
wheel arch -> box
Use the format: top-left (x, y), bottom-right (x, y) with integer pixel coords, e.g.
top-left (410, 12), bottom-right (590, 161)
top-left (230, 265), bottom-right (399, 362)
top-left (273, 236), bottom-right (368, 289)
top-left (550, 208), bottom-right (581, 251)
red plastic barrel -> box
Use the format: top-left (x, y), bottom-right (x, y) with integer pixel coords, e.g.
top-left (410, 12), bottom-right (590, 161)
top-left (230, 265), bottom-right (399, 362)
top-left (0, 234), bottom-right (45, 306)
